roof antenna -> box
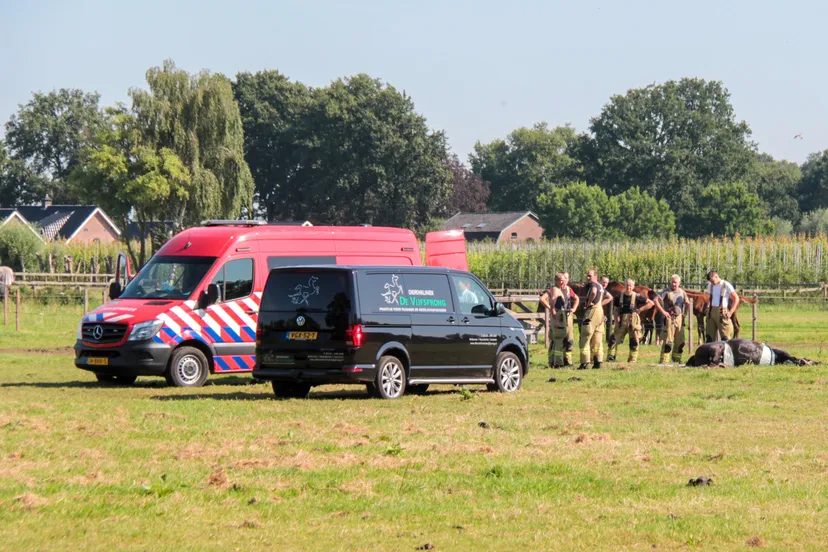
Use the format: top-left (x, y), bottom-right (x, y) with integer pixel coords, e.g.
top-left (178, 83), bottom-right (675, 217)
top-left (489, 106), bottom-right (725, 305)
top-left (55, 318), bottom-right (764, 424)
top-left (185, 241), bottom-right (192, 249)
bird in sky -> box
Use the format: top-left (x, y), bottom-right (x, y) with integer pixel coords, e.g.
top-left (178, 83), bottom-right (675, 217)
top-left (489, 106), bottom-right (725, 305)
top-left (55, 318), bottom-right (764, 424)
top-left (794, 133), bottom-right (804, 140)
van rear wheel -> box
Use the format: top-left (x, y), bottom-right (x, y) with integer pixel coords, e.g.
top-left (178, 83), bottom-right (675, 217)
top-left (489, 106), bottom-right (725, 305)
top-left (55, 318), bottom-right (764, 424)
top-left (373, 355), bottom-right (406, 399)
top-left (166, 347), bottom-right (210, 388)
top-left (271, 382), bottom-right (311, 399)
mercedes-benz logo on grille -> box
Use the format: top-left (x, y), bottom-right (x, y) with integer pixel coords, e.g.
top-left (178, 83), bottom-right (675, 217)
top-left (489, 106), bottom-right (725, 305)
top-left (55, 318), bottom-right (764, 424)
top-left (296, 316), bottom-right (306, 327)
top-left (93, 325), bottom-right (104, 340)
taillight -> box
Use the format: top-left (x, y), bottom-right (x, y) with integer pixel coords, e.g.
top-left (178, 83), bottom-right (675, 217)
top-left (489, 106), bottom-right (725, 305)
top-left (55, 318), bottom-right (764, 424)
top-left (346, 324), bottom-right (364, 348)
top-left (256, 325), bottom-right (262, 346)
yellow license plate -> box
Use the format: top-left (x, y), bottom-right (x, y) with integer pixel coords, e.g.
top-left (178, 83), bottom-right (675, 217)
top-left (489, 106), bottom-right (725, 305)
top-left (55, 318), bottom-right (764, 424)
top-left (87, 357), bottom-right (109, 366)
top-left (287, 331), bottom-right (318, 341)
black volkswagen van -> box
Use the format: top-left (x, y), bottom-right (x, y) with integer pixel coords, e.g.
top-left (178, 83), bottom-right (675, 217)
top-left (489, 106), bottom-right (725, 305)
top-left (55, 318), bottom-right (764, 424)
top-left (253, 266), bottom-right (529, 399)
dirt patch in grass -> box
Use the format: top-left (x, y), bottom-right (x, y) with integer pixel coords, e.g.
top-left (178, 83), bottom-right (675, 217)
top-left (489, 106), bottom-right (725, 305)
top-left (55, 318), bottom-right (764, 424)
top-left (13, 492), bottom-right (48, 509)
top-left (207, 468), bottom-right (230, 489)
top-left (746, 535), bottom-right (766, 547)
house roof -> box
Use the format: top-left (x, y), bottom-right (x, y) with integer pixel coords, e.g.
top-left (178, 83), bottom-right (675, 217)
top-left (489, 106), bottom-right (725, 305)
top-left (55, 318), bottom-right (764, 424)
top-left (0, 209), bottom-right (45, 241)
top-left (16, 205), bottom-right (121, 242)
top-left (442, 211), bottom-right (539, 234)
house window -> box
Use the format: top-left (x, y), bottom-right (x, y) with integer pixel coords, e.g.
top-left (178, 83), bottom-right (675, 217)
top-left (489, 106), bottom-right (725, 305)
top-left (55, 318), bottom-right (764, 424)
top-left (511, 232), bottom-right (518, 239)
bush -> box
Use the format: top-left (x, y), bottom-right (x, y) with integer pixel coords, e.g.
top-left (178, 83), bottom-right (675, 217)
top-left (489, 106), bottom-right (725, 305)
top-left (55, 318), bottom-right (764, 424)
top-left (798, 208), bottom-right (828, 236)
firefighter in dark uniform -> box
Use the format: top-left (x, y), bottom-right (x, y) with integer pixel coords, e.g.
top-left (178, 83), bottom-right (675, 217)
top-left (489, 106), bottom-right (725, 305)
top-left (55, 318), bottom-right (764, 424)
top-left (607, 278), bottom-right (654, 363)
top-left (540, 273), bottom-right (579, 367)
top-left (655, 274), bottom-right (689, 364)
top-left (578, 269), bottom-right (606, 369)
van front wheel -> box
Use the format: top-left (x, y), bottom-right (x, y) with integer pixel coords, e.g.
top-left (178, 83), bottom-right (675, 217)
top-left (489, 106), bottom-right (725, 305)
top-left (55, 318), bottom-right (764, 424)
top-left (491, 352), bottom-right (523, 393)
top-left (374, 356), bottom-right (406, 399)
top-left (166, 347), bottom-right (210, 388)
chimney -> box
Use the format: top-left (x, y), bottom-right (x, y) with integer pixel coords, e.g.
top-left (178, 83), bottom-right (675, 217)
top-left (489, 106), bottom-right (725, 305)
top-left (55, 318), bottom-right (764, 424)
top-left (43, 195), bottom-right (52, 208)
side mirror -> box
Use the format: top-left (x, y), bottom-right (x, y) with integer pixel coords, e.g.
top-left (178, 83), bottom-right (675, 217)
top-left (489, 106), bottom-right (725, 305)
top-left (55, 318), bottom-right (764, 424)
top-left (198, 283), bottom-right (220, 310)
top-left (109, 281), bottom-right (122, 300)
top-left (493, 302), bottom-right (506, 316)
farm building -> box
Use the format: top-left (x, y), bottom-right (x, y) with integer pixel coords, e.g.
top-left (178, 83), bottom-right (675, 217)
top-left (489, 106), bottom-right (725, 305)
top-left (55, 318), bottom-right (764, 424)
top-left (442, 211), bottom-right (543, 243)
top-left (15, 198), bottom-right (121, 244)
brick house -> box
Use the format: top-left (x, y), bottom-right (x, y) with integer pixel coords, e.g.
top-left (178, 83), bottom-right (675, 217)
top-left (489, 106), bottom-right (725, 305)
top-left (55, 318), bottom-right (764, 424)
top-left (15, 198), bottom-right (121, 244)
top-left (442, 211), bottom-right (543, 243)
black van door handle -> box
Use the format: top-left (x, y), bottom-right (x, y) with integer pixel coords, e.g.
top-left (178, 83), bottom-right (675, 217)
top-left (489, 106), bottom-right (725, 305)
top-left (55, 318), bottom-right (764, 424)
top-left (446, 316), bottom-right (455, 323)
top-left (461, 316), bottom-right (470, 324)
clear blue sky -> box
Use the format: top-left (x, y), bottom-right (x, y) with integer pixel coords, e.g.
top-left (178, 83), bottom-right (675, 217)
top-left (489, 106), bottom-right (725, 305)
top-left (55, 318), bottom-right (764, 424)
top-left (1, 0), bottom-right (825, 163)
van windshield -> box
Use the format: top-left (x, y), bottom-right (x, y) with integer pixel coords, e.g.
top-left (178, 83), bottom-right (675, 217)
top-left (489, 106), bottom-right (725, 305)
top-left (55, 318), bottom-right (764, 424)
top-left (262, 270), bottom-right (351, 312)
top-left (120, 256), bottom-right (216, 300)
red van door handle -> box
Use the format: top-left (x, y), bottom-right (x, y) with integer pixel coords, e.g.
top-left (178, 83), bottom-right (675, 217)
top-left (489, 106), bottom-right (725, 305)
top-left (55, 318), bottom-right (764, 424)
top-left (244, 310), bottom-right (256, 315)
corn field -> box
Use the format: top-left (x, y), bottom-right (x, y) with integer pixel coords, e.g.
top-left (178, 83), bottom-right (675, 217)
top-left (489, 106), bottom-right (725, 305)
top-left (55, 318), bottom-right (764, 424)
top-left (466, 235), bottom-right (828, 288)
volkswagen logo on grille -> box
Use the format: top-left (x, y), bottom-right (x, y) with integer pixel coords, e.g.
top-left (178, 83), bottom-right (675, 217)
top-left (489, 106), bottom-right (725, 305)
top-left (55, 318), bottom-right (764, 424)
top-left (93, 325), bottom-right (104, 340)
top-left (296, 316), bottom-right (306, 327)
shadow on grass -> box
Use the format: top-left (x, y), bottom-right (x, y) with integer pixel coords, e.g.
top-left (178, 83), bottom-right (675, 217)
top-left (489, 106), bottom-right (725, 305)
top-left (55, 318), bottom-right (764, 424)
top-left (1, 375), bottom-right (261, 389)
top-left (151, 387), bottom-right (463, 402)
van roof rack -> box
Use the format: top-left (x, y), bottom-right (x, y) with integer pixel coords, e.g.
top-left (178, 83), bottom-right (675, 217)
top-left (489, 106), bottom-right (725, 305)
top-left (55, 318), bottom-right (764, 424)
top-left (201, 220), bottom-right (267, 227)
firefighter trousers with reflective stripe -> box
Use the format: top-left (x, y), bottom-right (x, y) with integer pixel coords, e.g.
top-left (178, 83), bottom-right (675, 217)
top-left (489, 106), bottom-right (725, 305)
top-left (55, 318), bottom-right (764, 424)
top-left (549, 311), bottom-right (574, 366)
top-left (608, 313), bottom-right (642, 363)
top-left (579, 305), bottom-right (604, 364)
top-left (660, 314), bottom-right (685, 363)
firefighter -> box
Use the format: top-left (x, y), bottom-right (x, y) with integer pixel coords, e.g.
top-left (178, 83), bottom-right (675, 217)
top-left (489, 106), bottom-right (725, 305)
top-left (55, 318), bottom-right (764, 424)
top-left (540, 273), bottom-right (579, 367)
top-left (607, 278), bottom-right (654, 363)
top-left (655, 274), bottom-right (689, 364)
top-left (578, 269), bottom-right (606, 369)
top-left (704, 271), bottom-right (739, 342)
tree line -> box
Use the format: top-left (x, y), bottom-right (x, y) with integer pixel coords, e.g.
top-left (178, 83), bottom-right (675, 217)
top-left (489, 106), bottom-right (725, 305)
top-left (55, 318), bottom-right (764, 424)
top-left (2, 61), bottom-right (828, 259)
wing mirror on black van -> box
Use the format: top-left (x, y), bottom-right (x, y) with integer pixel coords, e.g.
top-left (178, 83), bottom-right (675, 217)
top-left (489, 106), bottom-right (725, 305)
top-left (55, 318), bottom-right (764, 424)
top-left (108, 281), bottom-right (122, 300)
top-left (493, 302), bottom-right (506, 316)
top-left (198, 283), bottom-right (220, 310)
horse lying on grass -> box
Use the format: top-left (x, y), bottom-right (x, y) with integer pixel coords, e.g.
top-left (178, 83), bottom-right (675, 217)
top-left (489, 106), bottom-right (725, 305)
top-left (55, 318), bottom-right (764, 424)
top-left (684, 338), bottom-right (817, 367)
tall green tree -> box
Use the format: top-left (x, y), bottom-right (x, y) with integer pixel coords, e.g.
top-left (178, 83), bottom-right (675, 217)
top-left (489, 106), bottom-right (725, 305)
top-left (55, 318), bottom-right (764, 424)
top-left (581, 78), bottom-right (755, 236)
top-left (234, 71), bottom-right (451, 228)
top-left (692, 182), bottom-right (772, 237)
top-left (470, 123), bottom-right (579, 212)
top-left (4, 89), bottom-right (104, 203)
top-left (536, 182), bottom-right (617, 239)
top-left (1, 141), bottom-right (43, 207)
top-left (70, 106), bottom-right (192, 267)
top-left (131, 60), bottom-right (254, 226)
top-left (798, 150), bottom-right (828, 212)
top-left (798, 208), bottom-right (828, 235)
top-left (609, 187), bottom-right (675, 238)
top-left (745, 153), bottom-right (801, 223)
top-left (442, 154), bottom-right (490, 216)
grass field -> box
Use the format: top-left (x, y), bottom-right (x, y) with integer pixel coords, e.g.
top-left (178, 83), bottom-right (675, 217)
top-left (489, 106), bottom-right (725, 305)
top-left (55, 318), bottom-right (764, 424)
top-left (0, 303), bottom-right (826, 551)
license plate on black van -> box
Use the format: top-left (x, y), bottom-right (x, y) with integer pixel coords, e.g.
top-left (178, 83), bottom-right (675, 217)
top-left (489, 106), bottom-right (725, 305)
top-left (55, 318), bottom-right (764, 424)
top-left (87, 357), bottom-right (109, 366)
top-left (286, 331), bottom-right (318, 340)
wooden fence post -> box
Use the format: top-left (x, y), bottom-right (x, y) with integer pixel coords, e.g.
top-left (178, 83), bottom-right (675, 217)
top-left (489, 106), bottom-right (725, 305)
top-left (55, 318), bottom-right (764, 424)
top-left (3, 284), bottom-right (7, 325)
top-left (102, 289), bottom-right (106, 305)
top-left (544, 309), bottom-right (550, 350)
top-left (83, 288), bottom-right (89, 315)
top-left (16, 288), bottom-right (21, 332)
top-left (687, 298), bottom-right (694, 353)
top-left (752, 295), bottom-right (758, 342)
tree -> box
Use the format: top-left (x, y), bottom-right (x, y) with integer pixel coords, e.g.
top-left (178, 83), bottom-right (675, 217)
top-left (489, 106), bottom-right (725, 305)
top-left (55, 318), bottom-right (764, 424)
top-left (470, 123), bottom-right (579, 212)
top-left (798, 150), bottom-right (828, 212)
top-left (70, 106), bottom-right (192, 267)
top-left (1, 141), bottom-right (43, 207)
top-left (0, 222), bottom-right (43, 272)
top-left (536, 182), bottom-right (617, 239)
top-left (798, 208), bottom-right (828, 235)
top-left (234, 71), bottom-right (452, 228)
top-left (4, 89), bottom-right (104, 203)
top-left (609, 187), bottom-right (675, 238)
top-left (442, 154), bottom-right (490, 216)
top-left (746, 153), bottom-right (801, 223)
top-left (581, 78), bottom-right (755, 236)
top-left (692, 182), bottom-right (773, 237)
top-left (131, 60), bottom-right (254, 226)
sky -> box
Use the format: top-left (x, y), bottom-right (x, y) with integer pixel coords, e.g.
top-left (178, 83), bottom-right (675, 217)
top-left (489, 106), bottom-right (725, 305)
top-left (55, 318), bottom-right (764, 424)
top-left (1, 0), bottom-right (825, 164)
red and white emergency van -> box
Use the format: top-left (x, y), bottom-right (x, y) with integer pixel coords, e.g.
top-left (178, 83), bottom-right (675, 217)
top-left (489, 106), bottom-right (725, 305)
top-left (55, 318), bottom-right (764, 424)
top-left (74, 221), bottom-right (467, 387)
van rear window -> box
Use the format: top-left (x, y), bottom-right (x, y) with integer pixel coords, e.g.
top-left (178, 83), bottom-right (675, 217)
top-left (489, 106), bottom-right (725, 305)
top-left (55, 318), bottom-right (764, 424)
top-left (262, 271), bottom-right (351, 312)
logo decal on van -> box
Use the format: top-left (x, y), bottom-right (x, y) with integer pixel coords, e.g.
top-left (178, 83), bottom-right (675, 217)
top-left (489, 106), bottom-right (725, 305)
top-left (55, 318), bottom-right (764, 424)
top-left (288, 276), bottom-right (320, 306)
top-left (381, 275), bottom-right (404, 305)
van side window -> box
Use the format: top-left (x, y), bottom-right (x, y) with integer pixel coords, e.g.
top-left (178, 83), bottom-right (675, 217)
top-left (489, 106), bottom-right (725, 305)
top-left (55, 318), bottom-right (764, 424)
top-left (399, 274), bottom-right (455, 313)
top-left (451, 275), bottom-right (492, 315)
top-left (357, 273), bottom-right (454, 314)
top-left (211, 258), bottom-right (254, 302)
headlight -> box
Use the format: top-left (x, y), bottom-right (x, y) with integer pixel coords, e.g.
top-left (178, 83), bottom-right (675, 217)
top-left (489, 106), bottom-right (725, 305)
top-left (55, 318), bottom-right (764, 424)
top-left (76, 321), bottom-right (83, 340)
top-left (128, 319), bottom-right (164, 341)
